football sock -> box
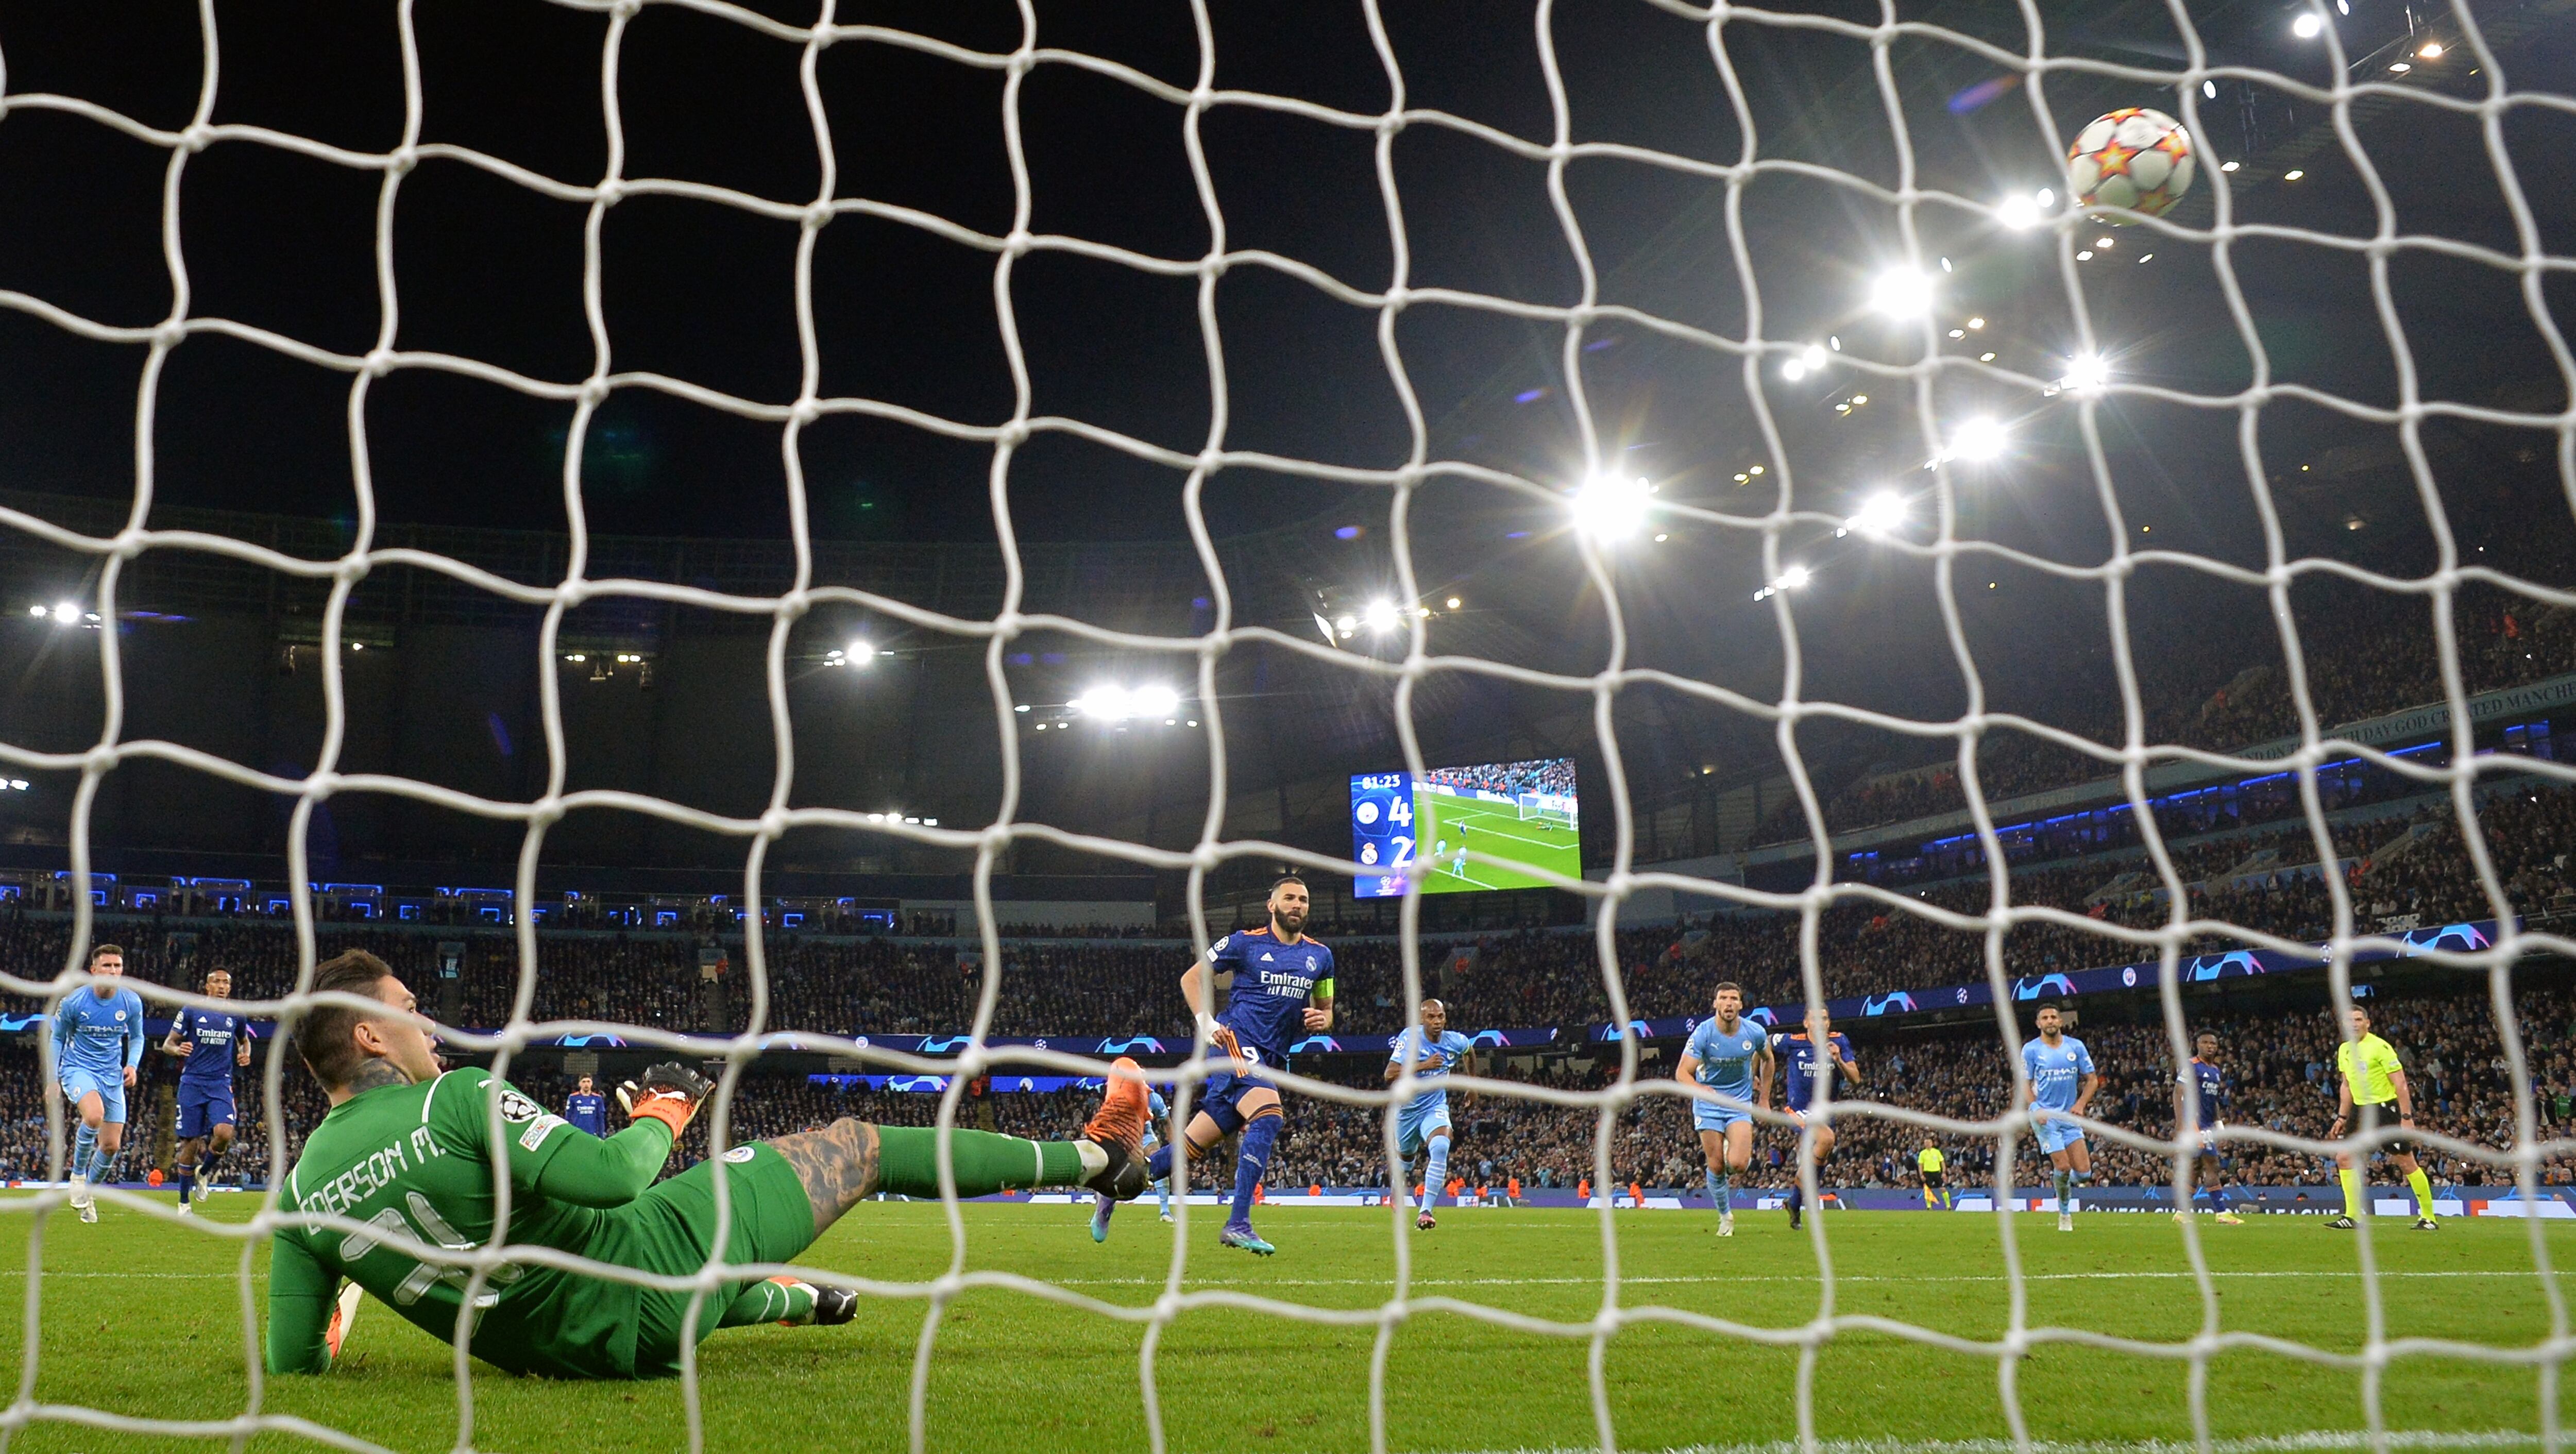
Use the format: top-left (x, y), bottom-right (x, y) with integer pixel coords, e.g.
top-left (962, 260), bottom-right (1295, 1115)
top-left (2054, 1169), bottom-right (2071, 1214)
top-left (719, 1276), bottom-right (819, 1328)
top-left (1422, 1137), bottom-right (1451, 1210)
top-left (2339, 1167), bottom-right (2363, 1219)
top-left (1146, 1142), bottom-right (1176, 1182)
top-left (70, 1125), bottom-right (96, 1180)
top-left (88, 1144), bottom-right (115, 1185)
top-left (871, 1128), bottom-right (1086, 1199)
top-left (1707, 1168), bottom-right (1730, 1214)
top-left (175, 1159), bottom-right (194, 1202)
top-left (2408, 1167), bottom-right (2435, 1219)
top-left (1154, 1176), bottom-right (1170, 1215)
top-left (1788, 1184), bottom-right (1803, 1212)
top-left (1226, 1114), bottom-right (1281, 1227)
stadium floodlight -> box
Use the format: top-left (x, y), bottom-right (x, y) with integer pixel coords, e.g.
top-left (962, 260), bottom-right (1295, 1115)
top-left (1444, 596), bottom-right (1461, 609)
top-left (1129, 684), bottom-right (1181, 719)
top-left (1362, 599), bottom-right (1401, 634)
top-left (2293, 11), bottom-right (2323, 38)
top-left (2064, 353), bottom-right (2110, 394)
top-left (1013, 703), bottom-right (1030, 713)
top-left (1569, 471), bottom-right (1652, 542)
top-left (24, 605), bottom-right (41, 617)
top-left (1846, 492), bottom-right (1908, 536)
top-left (1072, 686), bottom-right (1132, 720)
top-left (1948, 417), bottom-right (2010, 462)
top-left (1783, 342), bottom-right (1829, 381)
top-left (1868, 266), bottom-right (1935, 318)
top-left (1333, 613), bottom-right (1357, 634)
top-left (1778, 565), bottom-right (1811, 589)
top-left (1997, 193), bottom-right (2044, 229)
top-left (846, 639), bottom-right (876, 668)
top-left (50, 602), bottom-right (76, 624)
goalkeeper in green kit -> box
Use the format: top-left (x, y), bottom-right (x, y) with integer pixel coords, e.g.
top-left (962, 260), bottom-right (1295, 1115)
top-left (264, 950), bottom-right (1148, 1378)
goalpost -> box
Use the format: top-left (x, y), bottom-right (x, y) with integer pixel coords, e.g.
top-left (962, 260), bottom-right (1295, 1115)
top-left (1, 2), bottom-right (2571, 1453)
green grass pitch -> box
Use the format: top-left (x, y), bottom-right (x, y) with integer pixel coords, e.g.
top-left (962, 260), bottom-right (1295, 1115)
top-left (1416, 792), bottom-right (1580, 894)
top-left (14, 1195), bottom-right (2572, 1453)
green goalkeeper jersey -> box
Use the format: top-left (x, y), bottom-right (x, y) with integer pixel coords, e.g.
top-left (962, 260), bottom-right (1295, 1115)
top-left (266, 1067), bottom-right (679, 1378)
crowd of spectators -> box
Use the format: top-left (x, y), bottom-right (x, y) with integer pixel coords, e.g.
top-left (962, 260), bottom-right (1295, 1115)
top-left (1763, 580), bottom-right (2575, 845)
top-left (1422, 760), bottom-right (1578, 798)
top-left (0, 782), bottom-right (2563, 1055)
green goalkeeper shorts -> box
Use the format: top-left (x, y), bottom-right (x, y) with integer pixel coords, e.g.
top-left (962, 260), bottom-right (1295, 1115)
top-left (590, 1144), bottom-right (820, 1377)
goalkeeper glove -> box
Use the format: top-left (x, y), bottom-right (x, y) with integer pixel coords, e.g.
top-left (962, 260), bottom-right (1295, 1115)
top-left (618, 1062), bottom-right (715, 1136)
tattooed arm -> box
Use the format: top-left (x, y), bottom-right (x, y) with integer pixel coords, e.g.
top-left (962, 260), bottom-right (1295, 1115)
top-left (766, 1118), bottom-right (882, 1238)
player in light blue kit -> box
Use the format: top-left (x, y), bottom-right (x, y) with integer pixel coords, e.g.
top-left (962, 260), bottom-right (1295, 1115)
top-left (160, 966), bottom-right (252, 1214)
top-left (53, 944), bottom-right (146, 1223)
top-left (1092, 1087), bottom-right (1173, 1239)
top-left (1770, 1009), bottom-right (1859, 1230)
top-left (2021, 1002), bottom-right (2099, 1232)
top-left (1143, 875), bottom-right (1334, 1256)
top-left (1674, 982), bottom-right (1770, 1238)
top-left (565, 1076), bottom-right (609, 1137)
top-left (1384, 1000), bottom-right (1473, 1231)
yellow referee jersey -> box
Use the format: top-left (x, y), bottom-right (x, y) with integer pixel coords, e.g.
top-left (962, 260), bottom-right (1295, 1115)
top-left (2336, 1033), bottom-right (2403, 1106)
top-left (1917, 1146), bottom-right (1944, 1173)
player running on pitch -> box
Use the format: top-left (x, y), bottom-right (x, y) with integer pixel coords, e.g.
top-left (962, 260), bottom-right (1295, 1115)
top-left (54, 943), bottom-right (145, 1223)
top-left (266, 950), bottom-right (1149, 1378)
top-left (2022, 1002), bottom-right (2099, 1232)
top-left (1093, 1086), bottom-right (1173, 1239)
top-left (564, 1076), bottom-right (608, 1138)
top-left (2177, 1030), bottom-right (2246, 1224)
top-left (161, 967), bottom-right (253, 1214)
top-left (1386, 999), bottom-right (1474, 1231)
top-left (1675, 983), bottom-right (1769, 1238)
top-left (1769, 1008), bottom-right (1857, 1230)
top-left (1143, 874), bottom-right (1334, 1256)
top-left (2327, 1003), bottom-right (2438, 1232)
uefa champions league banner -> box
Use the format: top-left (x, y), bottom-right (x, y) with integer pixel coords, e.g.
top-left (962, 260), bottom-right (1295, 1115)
top-left (1586, 917), bottom-right (2501, 1044)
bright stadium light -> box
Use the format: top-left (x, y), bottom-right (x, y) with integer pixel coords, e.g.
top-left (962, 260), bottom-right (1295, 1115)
top-left (50, 602), bottom-right (76, 624)
top-left (24, 605), bottom-right (41, 617)
top-left (1072, 686), bottom-right (1132, 720)
top-left (2064, 352), bottom-right (2110, 393)
top-left (1868, 266), bottom-right (1935, 318)
top-left (1129, 684), bottom-right (1181, 719)
top-left (1997, 193), bottom-right (2044, 229)
top-left (1444, 596), bottom-right (1462, 610)
top-left (1949, 417), bottom-right (2010, 462)
top-left (2292, 11), bottom-right (2323, 38)
top-left (1569, 471), bottom-right (1653, 541)
top-left (1847, 492), bottom-right (1908, 536)
top-left (1778, 565), bottom-right (1811, 589)
top-left (846, 639), bottom-right (876, 667)
top-left (1362, 598), bottom-right (1401, 634)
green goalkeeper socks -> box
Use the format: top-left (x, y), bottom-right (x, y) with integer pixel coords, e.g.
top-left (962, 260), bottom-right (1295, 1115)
top-left (720, 1277), bottom-right (818, 1328)
top-left (873, 1127), bottom-right (1086, 1199)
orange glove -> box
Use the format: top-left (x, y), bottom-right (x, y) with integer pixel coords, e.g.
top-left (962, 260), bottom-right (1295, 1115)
top-left (618, 1062), bottom-right (714, 1136)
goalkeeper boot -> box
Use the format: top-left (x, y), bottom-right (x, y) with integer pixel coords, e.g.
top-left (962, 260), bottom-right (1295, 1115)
top-left (812, 1285), bottom-right (858, 1326)
top-left (1091, 1192), bottom-right (1116, 1243)
top-left (1079, 1058), bottom-right (1150, 1201)
top-left (2327, 1214), bottom-right (2358, 1229)
top-left (2412, 1216), bottom-right (2440, 1232)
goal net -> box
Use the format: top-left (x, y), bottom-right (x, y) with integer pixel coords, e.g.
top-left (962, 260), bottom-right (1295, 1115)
top-left (2, 1), bottom-right (2573, 1452)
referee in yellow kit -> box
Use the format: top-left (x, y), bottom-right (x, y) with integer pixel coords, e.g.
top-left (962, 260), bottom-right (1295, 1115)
top-left (1917, 1137), bottom-right (1950, 1210)
top-left (2328, 1003), bottom-right (2438, 1231)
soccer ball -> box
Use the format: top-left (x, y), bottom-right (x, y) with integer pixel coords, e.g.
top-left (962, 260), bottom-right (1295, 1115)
top-left (2066, 107), bottom-right (2194, 219)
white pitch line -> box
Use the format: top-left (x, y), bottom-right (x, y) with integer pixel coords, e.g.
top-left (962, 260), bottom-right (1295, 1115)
top-left (1459, 1435), bottom-right (2548, 1454)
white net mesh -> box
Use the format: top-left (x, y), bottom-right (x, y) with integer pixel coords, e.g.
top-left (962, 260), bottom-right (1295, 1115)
top-left (3, 1), bottom-right (2575, 1451)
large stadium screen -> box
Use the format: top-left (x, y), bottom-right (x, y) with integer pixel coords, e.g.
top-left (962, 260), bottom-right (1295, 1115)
top-left (1350, 758), bottom-right (1580, 899)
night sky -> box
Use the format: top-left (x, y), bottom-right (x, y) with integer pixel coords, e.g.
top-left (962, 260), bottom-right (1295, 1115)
top-left (2, 0), bottom-right (2573, 864)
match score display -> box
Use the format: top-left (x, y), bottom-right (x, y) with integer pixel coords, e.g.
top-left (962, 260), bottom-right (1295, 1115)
top-left (1351, 758), bottom-right (1581, 899)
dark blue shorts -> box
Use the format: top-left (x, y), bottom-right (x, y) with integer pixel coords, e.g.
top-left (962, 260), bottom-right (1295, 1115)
top-left (176, 1083), bottom-right (236, 1140)
top-left (1199, 1052), bottom-right (1280, 1135)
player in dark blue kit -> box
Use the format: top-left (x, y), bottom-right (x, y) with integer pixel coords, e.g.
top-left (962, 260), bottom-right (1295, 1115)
top-left (1137, 874), bottom-right (1333, 1256)
top-left (1769, 1009), bottom-right (1858, 1230)
top-left (565, 1076), bottom-right (609, 1137)
top-left (2177, 1030), bottom-right (2246, 1225)
top-left (159, 967), bottom-right (252, 1215)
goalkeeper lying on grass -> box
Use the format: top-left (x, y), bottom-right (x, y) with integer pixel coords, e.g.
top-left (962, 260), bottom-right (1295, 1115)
top-left (266, 949), bottom-right (1148, 1378)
